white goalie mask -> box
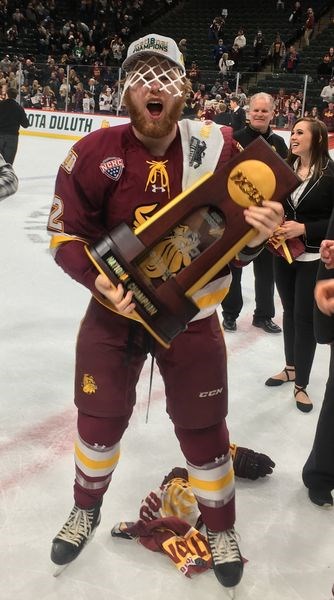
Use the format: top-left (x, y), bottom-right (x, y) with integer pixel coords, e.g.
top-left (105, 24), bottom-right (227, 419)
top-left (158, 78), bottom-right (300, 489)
top-left (122, 55), bottom-right (186, 101)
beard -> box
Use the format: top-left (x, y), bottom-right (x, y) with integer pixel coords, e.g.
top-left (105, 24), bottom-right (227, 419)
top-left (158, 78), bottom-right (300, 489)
top-left (124, 90), bottom-right (185, 139)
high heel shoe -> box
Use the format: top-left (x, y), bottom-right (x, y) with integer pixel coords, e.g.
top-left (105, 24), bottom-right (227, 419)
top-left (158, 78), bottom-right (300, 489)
top-left (294, 386), bottom-right (313, 413)
top-left (265, 367), bottom-right (295, 387)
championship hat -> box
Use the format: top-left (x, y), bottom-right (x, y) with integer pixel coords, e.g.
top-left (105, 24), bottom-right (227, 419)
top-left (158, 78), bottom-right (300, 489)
top-left (122, 33), bottom-right (185, 75)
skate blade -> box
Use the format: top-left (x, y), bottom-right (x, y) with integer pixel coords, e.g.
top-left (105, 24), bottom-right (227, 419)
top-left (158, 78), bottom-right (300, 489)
top-left (224, 587), bottom-right (238, 600)
top-left (53, 563), bottom-right (69, 578)
top-left (51, 522), bottom-right (100, 577)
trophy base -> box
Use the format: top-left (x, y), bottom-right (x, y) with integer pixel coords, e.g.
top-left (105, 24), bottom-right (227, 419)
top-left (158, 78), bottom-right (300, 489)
top-left (86, 223), bottom-right (199, 348)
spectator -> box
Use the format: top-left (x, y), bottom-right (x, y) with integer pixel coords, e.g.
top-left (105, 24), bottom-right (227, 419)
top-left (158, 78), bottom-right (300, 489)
top-left (0, 56), bottom-right (12, 76)
top-left (229, 96), bottom-right (246, 132)
top-left (41, 85), bottom-right (57, 110)
top-left (218, 52), bottom-right (234, 77)
top-left (178, 38), bottom-right (187, 65)
top-left (210, 78), bottom-right (223, 97)
top-left (285, 93), bottom-right (301, 130)
top-left (289, 1), bottom-right (302, 27)
top-left (317, 54), bottom-right (333, 84)
top-left (25, 2), bottom-right (38, 28)
top-left (274, 87), bottom-right (288, 122)
top-left (219, 80), bottom-right (232, 99)
top-left (230, 43), bottom-right (241, 69)
top-left (304, 7), bottom-right (315, 47)
top-left (322, 102), bottom-right (334, 132)
top-left (236, 86), bottom-right (247, 107)
top-left (99, 84), bottom-right (112, 113)
top-left (233, 28), bottom-right (246, 55)
top-left (58, 80), bottom-right (70, 110)
top-left (328, 46), bottom-right (334, 63)
top-left (30, 80), bottom-right (43, 108)
top-left (212, 101), bottom-right (231, 125)
top-left (213, 38), bottom-right (229, 65)
top-left (82, 90), bottom-right (95, 113)
top-left (253, 30), bottom-right (265, 62)
top-left (265, 117), bottom-right (334, 411)
top-left (0, 88), bottom-right (29, 164)
top-left (222, 92), bottom-right (288, 333)
top-left (283, 45), bottom-right (300, 73)
top-left (186, 61), bottom-right (201, 91)
top-left (320, 78), bottom-right (334, 104)
top-left (268, 33), bottom-right (286, 72)
top-left (200, 99), bottom-right (216, 121)
top-left (309, 106), bottom-right (319, 119)
top-left (7, 71), bottom-right (18, 92)
top-left (73, 81), bottom-right (85, 112)
top-left (208, 15), bottom-right (225, 42)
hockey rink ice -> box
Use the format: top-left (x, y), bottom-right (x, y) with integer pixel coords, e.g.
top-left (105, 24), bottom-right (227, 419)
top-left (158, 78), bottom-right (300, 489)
top-left (0, 132), bottom-right (333, 600)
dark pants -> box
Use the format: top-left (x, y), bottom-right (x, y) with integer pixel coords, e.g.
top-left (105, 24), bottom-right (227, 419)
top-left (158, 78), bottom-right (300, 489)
top-left (302, 345), bottom-right (334, 492)
top-left (221, 248), bottom-right (275, 320)
top-left (0, 134), bottom-right (19, 164)
top-left (274, 256), bottom-right (319, 386)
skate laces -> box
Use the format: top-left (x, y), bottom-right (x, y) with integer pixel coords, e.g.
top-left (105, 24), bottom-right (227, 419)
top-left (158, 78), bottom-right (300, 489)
top-left (56, 506), bottom-right (96, 547)
top-left (207, 527), bottom-right (241, 565)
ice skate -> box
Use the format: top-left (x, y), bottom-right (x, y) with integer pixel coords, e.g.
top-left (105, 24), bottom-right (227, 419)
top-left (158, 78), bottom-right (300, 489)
top-left (51, 501), bottom-right (102, 576)
top-left (207, 526), bottom-right (243, 588)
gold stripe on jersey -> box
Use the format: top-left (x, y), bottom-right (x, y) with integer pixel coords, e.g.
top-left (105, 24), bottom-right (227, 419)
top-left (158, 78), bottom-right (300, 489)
top-left (187, 454), bottom-right (235, 508)
top-left (49, 233), bottom-right (88, 250)
top-left (74, 436), bottom-right (120, 478)
top-left (189, 276), bottom-right (231, 322)
top-left (192, 284), bottom-right (230, 310)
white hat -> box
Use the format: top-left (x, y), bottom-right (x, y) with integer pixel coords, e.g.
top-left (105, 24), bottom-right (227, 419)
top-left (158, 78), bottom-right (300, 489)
top-left (122, 33), bottom-right (185, 74)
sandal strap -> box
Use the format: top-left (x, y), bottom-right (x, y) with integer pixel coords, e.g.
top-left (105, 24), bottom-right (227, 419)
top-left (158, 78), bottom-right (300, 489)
top-left (283, 367), bottom-right (295, 382)
top-left (294, 386), bottom-right (308, 398)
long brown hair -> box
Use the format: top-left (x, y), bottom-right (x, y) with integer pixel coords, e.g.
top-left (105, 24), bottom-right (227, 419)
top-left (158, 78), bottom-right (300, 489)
top-left (287, 117), bottom-right (332, 179)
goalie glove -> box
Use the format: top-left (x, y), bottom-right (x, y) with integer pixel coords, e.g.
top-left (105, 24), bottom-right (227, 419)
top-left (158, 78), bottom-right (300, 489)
top-left (230, 443), bottom-right (275, 480)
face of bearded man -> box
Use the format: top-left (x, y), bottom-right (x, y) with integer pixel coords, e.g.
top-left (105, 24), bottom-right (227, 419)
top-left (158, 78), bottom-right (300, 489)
top-left (121, 56), bottom-right (187, 139)
top-left (124, 86), bottom-right (185, 139)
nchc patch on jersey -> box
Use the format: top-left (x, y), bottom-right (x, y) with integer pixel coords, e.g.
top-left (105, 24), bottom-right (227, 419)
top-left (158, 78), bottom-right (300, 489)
top-left (99, 156), bottom-right (124, 181)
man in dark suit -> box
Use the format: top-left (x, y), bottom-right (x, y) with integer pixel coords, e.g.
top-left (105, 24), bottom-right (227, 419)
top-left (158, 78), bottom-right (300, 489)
top-left (222, 92), bottom-right (288, 333)
top-left (229, 96), bottom-right (246, 132)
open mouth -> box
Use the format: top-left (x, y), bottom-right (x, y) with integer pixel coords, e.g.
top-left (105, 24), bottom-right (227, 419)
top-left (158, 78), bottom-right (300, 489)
top-left (147, 102), bottom-right (163, 117)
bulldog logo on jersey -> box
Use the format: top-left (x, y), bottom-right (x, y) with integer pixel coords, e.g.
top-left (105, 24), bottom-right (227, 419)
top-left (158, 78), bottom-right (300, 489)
top-left (82, 374), bottom-right (97, 394)
top-left (99, 157), bottom-right (124, 181)
top-left (189, 137), bottom-right (207, 169)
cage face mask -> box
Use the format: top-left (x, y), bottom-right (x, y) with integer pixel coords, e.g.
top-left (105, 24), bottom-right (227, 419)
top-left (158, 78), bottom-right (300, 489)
top-left (122, 55), bottom-right (186, 100)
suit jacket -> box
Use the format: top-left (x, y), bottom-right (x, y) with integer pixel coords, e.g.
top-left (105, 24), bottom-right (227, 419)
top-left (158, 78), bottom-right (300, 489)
top-left (285, 160), bottom-right (334, 253)
top-left (230, 106), bottom-right (246, 132)
top-left (314, 206), bottom-right (334, 344)
top-left (233, 124), bottom-right (288, 158)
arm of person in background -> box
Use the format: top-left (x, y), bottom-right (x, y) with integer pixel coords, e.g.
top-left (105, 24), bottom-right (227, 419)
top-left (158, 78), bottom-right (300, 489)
top-left (0, 153), bottom-right (18, 200)
top-left (20, 105), bottom-right (30, 129)
top-left (319, 238), bottom-right (334, 269)
top-left (314, 239), bottom-right (334, 317)
top-left (315, 279), bottom-right (334, 316)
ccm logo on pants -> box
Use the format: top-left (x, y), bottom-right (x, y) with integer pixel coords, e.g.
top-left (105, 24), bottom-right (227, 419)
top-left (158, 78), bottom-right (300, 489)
top-left (199, 388), bottom-right (224, 398)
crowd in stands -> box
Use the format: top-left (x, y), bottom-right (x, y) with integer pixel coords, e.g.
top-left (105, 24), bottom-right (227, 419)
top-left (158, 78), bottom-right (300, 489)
top-left (0, 0), bottom-right (332, 131)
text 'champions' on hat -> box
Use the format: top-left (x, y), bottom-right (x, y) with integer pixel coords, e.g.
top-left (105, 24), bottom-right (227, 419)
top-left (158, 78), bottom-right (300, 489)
top-left (122, 34), bottom-right (185, 75)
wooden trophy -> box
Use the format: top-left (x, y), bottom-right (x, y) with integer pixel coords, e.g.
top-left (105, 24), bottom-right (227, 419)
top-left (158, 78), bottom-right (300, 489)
top-left (86, 137), bottom-right (299, 347)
